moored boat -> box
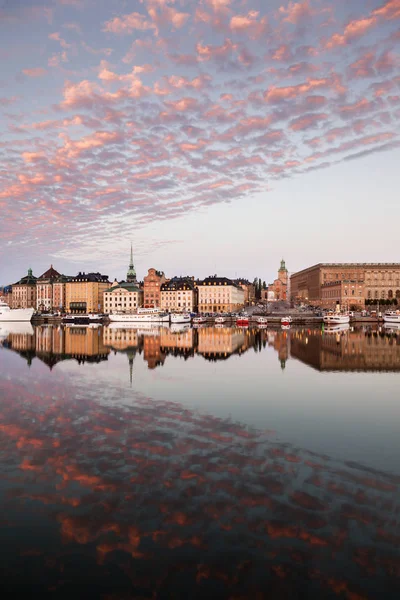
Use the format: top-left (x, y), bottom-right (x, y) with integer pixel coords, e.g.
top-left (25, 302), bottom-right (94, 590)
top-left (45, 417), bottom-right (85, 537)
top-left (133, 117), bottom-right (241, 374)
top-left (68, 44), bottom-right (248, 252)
top-left (193, 315), bottom-right (207, 324)
top-left (254, 316), bottom-right (268, 325)
top-left (215, 316), bottom-right (226, 324)
top-left (108, 307), bottom-right (169, 323)
top-left (170, 313), bottom-right (191, 324)
top-left (281, 316), bottom-right (292, 326)
top-left (236, 313), bottom-right (249, 326)
top-left (383, 310), bottom-right (400, 323)
top-left (0, 300), bottom-right (34, 322)
top-left (323, 312), bottom-right (350, 325)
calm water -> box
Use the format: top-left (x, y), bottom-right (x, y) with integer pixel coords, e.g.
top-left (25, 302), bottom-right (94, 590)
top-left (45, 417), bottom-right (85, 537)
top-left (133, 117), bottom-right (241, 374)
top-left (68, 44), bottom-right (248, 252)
top-left (0, 322), bottom-right (399, 598)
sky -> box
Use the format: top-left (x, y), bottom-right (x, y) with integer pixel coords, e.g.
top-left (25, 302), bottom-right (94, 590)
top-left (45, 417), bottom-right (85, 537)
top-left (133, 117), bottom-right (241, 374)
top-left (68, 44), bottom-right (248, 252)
top-left (0, 0), bottom-right (399, 285)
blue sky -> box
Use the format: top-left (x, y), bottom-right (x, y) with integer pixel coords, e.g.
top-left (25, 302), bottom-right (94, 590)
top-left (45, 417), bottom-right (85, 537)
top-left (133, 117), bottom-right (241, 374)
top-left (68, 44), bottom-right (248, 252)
top-left (0, 0), bottom-right (399, 284)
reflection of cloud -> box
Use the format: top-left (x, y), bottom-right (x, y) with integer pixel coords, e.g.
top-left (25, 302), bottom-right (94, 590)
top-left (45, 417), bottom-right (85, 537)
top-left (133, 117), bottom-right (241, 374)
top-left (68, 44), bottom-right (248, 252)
top-left (0, 347), bottom-right (399, 596)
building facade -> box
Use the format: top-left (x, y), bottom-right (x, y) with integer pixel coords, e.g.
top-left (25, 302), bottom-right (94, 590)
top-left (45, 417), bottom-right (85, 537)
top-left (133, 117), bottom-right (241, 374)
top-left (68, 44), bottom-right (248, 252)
top-left (268, 260), bottom-right (288, 301)
top-left (12, 268), bottom-right (37, 308)
top-left (0, 285), bottom-right (12, 306)
top-left (65, 272), bottom-right (110, 313)
top-left (36, 265), bottom-right (61, 311)
top-left (143, 268), bottom-right (166, 308)
top-left (290, 263), bottom-right (400, 307)
top-left (52, 275), bottom-right (70, 312)
top-left (197, 277), bottom-right (245, 313)
top-left (160, 277), bottom-right (197, 312)
top-left (104, 280), bottom-right (143, 314)
top-left (235, 279), bottom-right (256, 306)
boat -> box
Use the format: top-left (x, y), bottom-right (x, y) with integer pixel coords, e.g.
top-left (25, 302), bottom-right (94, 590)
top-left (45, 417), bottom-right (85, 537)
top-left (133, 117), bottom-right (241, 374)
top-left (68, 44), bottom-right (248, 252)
top-left (215, 316), bottom-right (227, 324)
top-left (108, 307), bottom-right (169, 323)
top-left (170, 323), bottom-right (191, 333)
top-left (62, 313), bottom-right (103, 324)
top-left (193, 315), bottom-right (207, 324)
top-left (236, 313), bottom-right (249, 326)
top-left (281, 316), bottom-right (293, 326)
top-left (322, 312), bottom-right (350, 325)
top-left (0, 300), bottom-right (34, 322)
top-left (254, 316), bottom-right (268, 325)
top-left (170, 313), bottom-right (191, 324)
top-left (383, 310), bottom-right (400, 323)
top-left (383, 322), bottom-right (400, 332)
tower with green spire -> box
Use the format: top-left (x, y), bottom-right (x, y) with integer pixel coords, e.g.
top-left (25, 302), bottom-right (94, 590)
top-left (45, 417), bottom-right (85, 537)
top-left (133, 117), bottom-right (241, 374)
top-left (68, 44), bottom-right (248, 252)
top-left (278, 258), bottom-right (288, 285)
top-left (126, 243), bottom-right (137, 283)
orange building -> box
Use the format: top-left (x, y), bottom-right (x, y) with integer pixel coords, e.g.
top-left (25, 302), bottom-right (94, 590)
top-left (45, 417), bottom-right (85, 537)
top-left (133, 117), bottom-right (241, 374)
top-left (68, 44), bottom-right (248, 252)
top-left (12, 268), bottom-right (37, 308)
top-left (268, 260), bottom-right (288, 301)
top-left (143, 268), bottom-right (166, 308)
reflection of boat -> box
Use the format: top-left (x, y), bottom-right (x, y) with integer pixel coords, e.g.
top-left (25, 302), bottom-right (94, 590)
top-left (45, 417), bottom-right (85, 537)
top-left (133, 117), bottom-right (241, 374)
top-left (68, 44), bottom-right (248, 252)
top-left (254, 316), bottom-right (268, 325)
top-left (323, 312), bottom-right (350, 324)
top-left (281, 324), bottom-right (291, 330)
top-left (0, 300), bottom-right (34, 322)
top-left (215, 316), bottom-right (227, 324)
top-left (281, 316), bottom-right (292, 326)
top-left (323, 323), bottom-right (350, 333)
top-left (170, 323), bottom-right (191, 333)
top-left (383, 311), bottom-right (400, 323)
top-left (109, 307), bottom-right (169, 323)
top-left (170, 313), bottom-right (191, 324)
top-left (106, 322), bottom-right (166, 331)
top-left (383, 322), bottom-right (400, 332)
top-left (0, 321), bottom-right (34, 338)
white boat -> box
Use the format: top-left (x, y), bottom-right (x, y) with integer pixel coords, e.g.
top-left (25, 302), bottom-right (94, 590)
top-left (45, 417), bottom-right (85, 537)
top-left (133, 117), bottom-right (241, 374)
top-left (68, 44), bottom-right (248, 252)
top-left (170, 323), bottom-right (191, 333)
top-left (323, 312), bottom-right (350, 324)
top-left (281, 316), bottom-right (292, 325)
top-left (0, 300), bottom-right (34, 322)
top-left (215, 316), bottom-right (226, 324)
top-left (383, 311), bottom-right (400, 323)
top-left (170, 313), bottom-right (191, 324)
top-left (383, 322), bottom-right (400, 331)
top-left (254, 316), bottom-right (268, 325)
top-left (193, 316), bottom-right (207, 324)
top-left (108, 307), bottom-right (169, 323)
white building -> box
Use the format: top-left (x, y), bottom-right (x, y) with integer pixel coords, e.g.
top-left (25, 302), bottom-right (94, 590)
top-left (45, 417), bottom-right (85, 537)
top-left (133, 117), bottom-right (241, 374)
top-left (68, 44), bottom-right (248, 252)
top-left (160, 278), bottom-right (197, 312)
top-left (104, 280), bottom-right (143, 314)
top-left (197, 277), bottom-right (245, 313)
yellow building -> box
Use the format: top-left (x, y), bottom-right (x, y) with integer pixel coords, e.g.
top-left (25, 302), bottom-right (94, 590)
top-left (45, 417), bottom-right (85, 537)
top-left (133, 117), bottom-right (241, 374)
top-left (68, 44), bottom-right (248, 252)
top-left (65, 272), bottom-right (110, 314)
top-left (104, 280), bottom-right (143, 314)
top-left (160, 278), bottom-right (197, 312)
top-left (197, 277), bottom-right (245, 313)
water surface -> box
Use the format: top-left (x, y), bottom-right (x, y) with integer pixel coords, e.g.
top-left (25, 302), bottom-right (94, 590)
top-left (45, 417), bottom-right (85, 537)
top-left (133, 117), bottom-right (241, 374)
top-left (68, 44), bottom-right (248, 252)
top-left (0, 323), bottom-right (399, 598)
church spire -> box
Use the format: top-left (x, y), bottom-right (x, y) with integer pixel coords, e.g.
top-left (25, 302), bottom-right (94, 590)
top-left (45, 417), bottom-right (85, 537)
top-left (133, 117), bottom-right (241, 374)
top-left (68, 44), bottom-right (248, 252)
top-left (127, 243), bottom-right (137, 283)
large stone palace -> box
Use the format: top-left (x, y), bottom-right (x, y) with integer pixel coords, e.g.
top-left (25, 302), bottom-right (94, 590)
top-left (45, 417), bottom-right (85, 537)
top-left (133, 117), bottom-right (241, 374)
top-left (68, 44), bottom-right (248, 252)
top-left (290, 263), bottom-right (400, 308)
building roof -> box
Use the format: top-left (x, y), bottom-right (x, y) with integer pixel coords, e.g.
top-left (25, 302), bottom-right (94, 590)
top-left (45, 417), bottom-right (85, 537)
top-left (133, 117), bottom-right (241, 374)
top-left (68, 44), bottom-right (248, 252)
top-left (199, 276), bottom-right (242, 289)
top-left (37, 265), bottom-right (61, 281)
top-left (292, 263), bottom-right (400, 277)
top-left (13, 268), bottom-right (37, 286)
top-left (161, 277), bottom-right (196, 292)
top-left (105, 282), bottom-right (142, 293)
top-left (70, 272), bottom-right (109, 283)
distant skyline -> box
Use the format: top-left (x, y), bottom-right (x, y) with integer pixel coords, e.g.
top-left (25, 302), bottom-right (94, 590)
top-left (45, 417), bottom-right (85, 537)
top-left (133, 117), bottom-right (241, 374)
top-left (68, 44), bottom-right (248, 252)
top-left (0, 0), bottom-right (399, 284)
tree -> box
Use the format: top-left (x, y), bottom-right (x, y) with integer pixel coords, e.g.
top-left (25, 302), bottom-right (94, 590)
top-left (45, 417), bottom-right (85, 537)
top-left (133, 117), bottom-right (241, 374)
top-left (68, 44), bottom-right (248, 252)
top-left (262, 281), bottom-right (267, 290)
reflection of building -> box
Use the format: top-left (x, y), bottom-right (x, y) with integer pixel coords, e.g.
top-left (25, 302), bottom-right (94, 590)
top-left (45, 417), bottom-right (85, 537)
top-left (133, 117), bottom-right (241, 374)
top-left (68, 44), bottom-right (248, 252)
top-left (103, 326), bottom-right (140, 350)
top-left (291, 263), bottom-right (400, 307)
top-left (268, 260), bottom-right (288, 302)
top-left (197, 327), bottom-right (246, 359)
top-left (12, 268), bottom-right (37, 308)
top-left (64, 327), bottom-right (109, 362)
top-left (197, 277), bottom-right (245, 313)
top-left (143, 332), bottom-right (165, 369)
top-left (160, 278), bottom-right (197, 312)
top-left (104, 279), bottom-right (143, 314)
top-left (290, 327), bottom-right (400, 371)
top-left (36, 265), bottom-right (61, 311)
top-left (66, 272), bottom-right (110, 314)
top-left (160, 327), bottom-right (194, 357)
top-left (143, 268), bottom-right (166, 308)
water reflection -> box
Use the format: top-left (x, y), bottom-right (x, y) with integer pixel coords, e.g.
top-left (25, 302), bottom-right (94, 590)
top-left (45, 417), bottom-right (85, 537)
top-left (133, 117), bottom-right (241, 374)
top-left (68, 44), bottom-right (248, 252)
top-left (0, 364), bottom-right (399, 598)
top-left (1, 323), bottom-right (400, 374)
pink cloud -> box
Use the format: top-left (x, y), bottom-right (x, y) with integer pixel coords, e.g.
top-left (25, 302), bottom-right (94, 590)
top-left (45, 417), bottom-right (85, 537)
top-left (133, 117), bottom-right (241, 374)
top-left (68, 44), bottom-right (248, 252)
top-left (264, 77), bottom-right (333, 103)
top-left (290, 112), bottom-right (328, 131)
top-left (325, 17), bottom-right (377, 49)
top-left (196, 38), bottom-right (237, 62)
top-left (103, 12), bottom-right (155, 34)
top-left (372, 0), bottom-right (400, 20)
top-left (279, 1), bottom-right (314, 24)
top-left (0, 96), bottom-right (19, 107)
top-left (22, 68), bottom-right (47, 77)
top-left (49, 32), bottom-right (71, 49)
top-left (229, 11), bottom-right (268, 38)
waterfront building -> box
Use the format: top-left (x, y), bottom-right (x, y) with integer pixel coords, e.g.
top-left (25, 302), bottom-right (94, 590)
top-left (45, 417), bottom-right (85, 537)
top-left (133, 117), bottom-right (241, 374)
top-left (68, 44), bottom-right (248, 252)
top-left (197, 276), bottom-right (245, 313)
top-left (36, 265), bottom-right (61, 311)
top-left (52, 275), bottom-right (71, 312)
top-left (12, 268), bottom-right (37, 309)
top-left (290, 263), bottom-right (400, 308)
top-left (267, 260), bottom-right (288, 302)
top-left (143, 268), bottom-right (166, 308)
top-left (160, 277), bottom-right (197, 313)
top-left (234, 279), bottom-right (256, 306)
top-left (0, 285), bottom-right (12, 306)
top-left (65, 272), bottom-right (110, 314)
top-left (103, 279), bottom-right (143, 314)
